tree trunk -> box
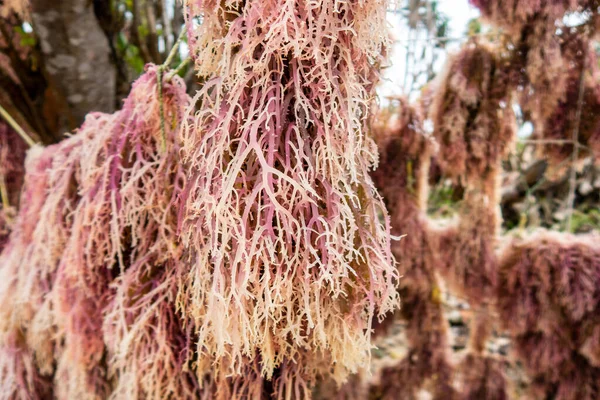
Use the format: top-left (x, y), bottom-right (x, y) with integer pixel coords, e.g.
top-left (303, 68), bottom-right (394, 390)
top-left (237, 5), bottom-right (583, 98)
top-left (30, 0), bottom-right (116, 131)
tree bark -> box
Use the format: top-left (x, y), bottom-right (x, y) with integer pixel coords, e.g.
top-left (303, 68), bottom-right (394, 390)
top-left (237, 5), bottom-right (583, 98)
top-left (30, 0), bottom-right (116, 131)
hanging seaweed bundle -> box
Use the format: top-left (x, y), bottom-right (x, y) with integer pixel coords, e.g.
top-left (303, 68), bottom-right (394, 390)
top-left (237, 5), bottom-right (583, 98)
top-left (497, 231), bottom-right (600, 399)
top-left (359, 40), bottom-right (520, 396)
top-left (436, 189), bottom-right (500, 306)
top-left (2, 0), bottom-right (400, 397)
top-left (515, 21), bottom-right (568, 133)
top-left (179, 0), bottom-right (399, 389)
top-left (427, 41), bottom-right (513, 400)
top-left (0, 144), bottom-right (54, 400)
top-left (367, 100), bottom-right (454, 400)
top-left (358, 93), bottom-right (513, 398)
top-left (469, 0), bottom-right (600, 31)
top-left (452, 353), bottom-right (509, 400)
top-left (371, 99), bottom-right (434, 217)
top-left (343, 2), bottom-right (600, 399)
top-left (0, 65), bottom-right (195, 399)
top-left (370, 100), bottom-right (439, 328)
top-left (430, 41), bottom-right (515, 305)
top-left (427, 41), bottom-right (512, 395)
top-left (529, 31), bottom-right (600, 164)
top-left (469, 0), bottom-right (600, 166)
top-left (430, 41), bottom-right (516, 184)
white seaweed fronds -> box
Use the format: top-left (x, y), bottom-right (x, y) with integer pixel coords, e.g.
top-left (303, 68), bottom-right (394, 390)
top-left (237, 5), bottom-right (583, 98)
top-left (180, 0), bottom-right (399, 384)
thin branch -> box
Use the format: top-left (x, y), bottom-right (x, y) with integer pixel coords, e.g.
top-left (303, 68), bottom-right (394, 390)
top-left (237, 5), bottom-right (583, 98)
top-left (157, 66), bottom-right (167, 153)
top-left (166, 56), bottom-right (192, 81)
top-left (157, 29), bottom-right (188, 153)
top-left (164, 29), bottom-right (187, 68)
top-left (0, 171), bottom-right (9, 210)
top-left (519, 139), bottom-right (574, 145)
top-left (0, 104), bottom-right (37, 147)
top-left (518, 139), bottom-right (593, 154)
top-left (565, 50), bottom-right (587, 233)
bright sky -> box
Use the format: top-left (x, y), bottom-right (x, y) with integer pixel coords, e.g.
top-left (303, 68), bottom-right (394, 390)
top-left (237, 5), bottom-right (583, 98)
top-left (439, 0), bottom-right (481, 36)
top-left (379, 0), bottom-right (480, 100)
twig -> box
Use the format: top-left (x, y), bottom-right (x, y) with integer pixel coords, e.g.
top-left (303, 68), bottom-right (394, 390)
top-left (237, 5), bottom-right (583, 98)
top-left (157, 66), bottom-right (167, 153)
top-left (0, 170), bottom-right (13, 224)
top-left (157, 29), bottom-right (188, 153)
top-left (565, 50), bottom-right (587, 233)
top-left (0, 171), bottom-right (9, 211)
top-left (164, 29), bottom-right (187, 68)
top-left (166, 57), bottom-right (192, 81)
top-left (519, 139), bottom-right (574, 145)
top-left (0, 104), bottom-right (37, 147)
top-left (519, 139), bottom-right (592, 153)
